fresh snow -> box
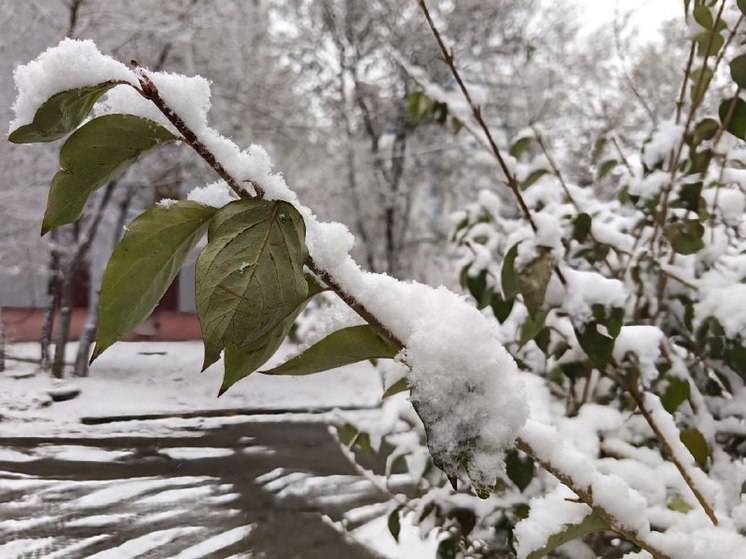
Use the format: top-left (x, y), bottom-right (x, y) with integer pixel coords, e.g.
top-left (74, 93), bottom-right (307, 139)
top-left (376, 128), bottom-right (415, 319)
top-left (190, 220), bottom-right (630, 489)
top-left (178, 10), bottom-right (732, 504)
top-left (160, 447), bottom-right (235, 460)
top-left (9, 38), bottom-right (136, 132)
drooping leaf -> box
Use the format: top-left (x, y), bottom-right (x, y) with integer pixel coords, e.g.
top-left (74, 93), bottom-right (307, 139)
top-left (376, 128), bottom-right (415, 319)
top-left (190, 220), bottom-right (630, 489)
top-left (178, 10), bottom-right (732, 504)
top-left (42, 114), bottom-right (176, 234)
top-left (661, 377), bottom-right (691, 413)
top-left (525, 513), bottom-right (609, 559)
top-left (572, 213), bottom-right (592, 243)
top-left (489, 292), bottom-right (514, 323)
top-left (664, 219), bottom-right (705, 255)
top-left (597, 159), bottom-right (618, 180)
top-left (690, 118), bottom-right (719, 146)
top-left (719, 97), bottom-right (746, 139)
top-left (693, 4), bottom-right (713, 28)
top-left (92, 201), bottom-right (216, 361)
top-left (388, 507), bottom-right (402, 542)
top-left (520, 309), bottom-right (548, 347)
top-left (262, 324), bottom-right (399, 376)
top-left (694, 30), bottom-right (724, 57)
top-left (517, 248), bottom-right (553, 315)
top-left (680, 427), bottom-right (710, 469)
top-left (196, 198), bottom-right (308, 371)
top-left (575, 323), bottom-right (615, 369)
top-left (436, 536), bottom-right (460, 559)
top-left (382, 377), bottom-right (410, 399)
top-left (501, 243), bottom-right (520, 299)
top-left (668, 495), bottom-right (694, 513)
top-left (8, 81), bottom-right (124, 144)
top-left (690, 66), bottom-right (713, 108)
top-left (220, 273), bottom-right (325, 393)
top-left (510, 135), bottom-right (534, 158)
top-left (505, 449), bottom-right (535, 491)
top-left (731, 54), bottom-right (746, 89)
top-left (521, 168), bottom-right (550, 189)
top-left (466, 268), bottom-right (491, 309)
top-left (591, 137), bottom-right (607, 164)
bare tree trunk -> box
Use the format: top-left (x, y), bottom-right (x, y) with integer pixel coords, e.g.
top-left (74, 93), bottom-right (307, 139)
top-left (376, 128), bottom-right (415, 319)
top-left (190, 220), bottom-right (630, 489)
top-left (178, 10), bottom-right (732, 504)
top-left (50, 270), bottom-right (75, 378)
top-left (39, 231), bottom-right (62, 370)
top-left (0, 306), bottom-right (5, 373)
top-left (74, 186), bottom-right (132, 376)
top-left (72, 287), bottom-right (98, 377)
top-left (50, 184), bottom-right (115, 379)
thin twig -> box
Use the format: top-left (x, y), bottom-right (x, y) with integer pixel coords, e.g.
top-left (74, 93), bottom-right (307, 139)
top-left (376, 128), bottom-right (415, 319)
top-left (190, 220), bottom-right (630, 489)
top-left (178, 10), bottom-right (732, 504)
top-left (130, 63), bottom-right (403, 351)
top-left (515, 436), bottom-right (673, 559)
top-left (627, 382), bottom-right (719, 525)
top-left (416, 0), bottom-right (568, 284)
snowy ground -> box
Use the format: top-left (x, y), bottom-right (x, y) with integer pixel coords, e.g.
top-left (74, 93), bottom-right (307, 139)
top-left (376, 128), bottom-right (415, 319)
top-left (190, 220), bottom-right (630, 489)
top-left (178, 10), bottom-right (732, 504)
top-left (0, 341), bottom-right (384, 436)
top-left (0, 341), bottom-right (430, 558)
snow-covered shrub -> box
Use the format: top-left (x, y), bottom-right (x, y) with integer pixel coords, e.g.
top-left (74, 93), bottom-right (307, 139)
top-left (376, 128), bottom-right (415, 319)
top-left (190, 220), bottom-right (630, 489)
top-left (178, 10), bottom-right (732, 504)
top-left (7, 1), bottom-right (746, 558)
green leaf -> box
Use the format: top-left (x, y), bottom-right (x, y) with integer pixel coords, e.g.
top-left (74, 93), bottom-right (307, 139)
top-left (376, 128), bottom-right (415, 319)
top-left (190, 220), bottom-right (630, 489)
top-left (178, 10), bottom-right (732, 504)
top-left (42, 114), bottom-right (176, 234)
top-left (521, 169), bottom-right (549, 189)
top-left (220, 274), bottom-right (325, 393)
top-left (597, 159), bottom-right (618, 180)
top-left (693, 4), bottom-right (713, 28)
top-left (662, 378), bottom-right (691, 413)
top-left (466, 268), bottom-right (491, 309)
top-left (572, 213), bottom-right (592, 243)
top-left (739, 0), bottom-right (746, 16)
top-left (388, 507), bottom-right (402, 542)
top-left (575, 323), bottom-right (615, 369)
top-left (510, 136), bottom-right (533, 159)
top-left (668, 494), bottom-right (694, 513)
top-left (726, 343), bottom-right (746, 377)
top-left (690, 66), bottom-right (713, 108)
top-left (719, 97), bottom-right (746, 139)
top-left (262, 324), bottom-right (399, 376)
top-left (505, 449), bottom-right (535, 491)
top-left (501, 243), bottom-right (520, 299)
top-left (436, 537), bottom-right (459, 559)
top-left (694, 30), bottom-right (724, 57)
top-left (196, 198), bottom-right (308, 372)
top-left (731, 55), bottom-right (746, 89)
top-left (680, 427), bottom-right (710, 469)
top-left (663, 219), bottom-right (705, 255)
top-left (382, 377), bottom-right (410, 399)
top-left (517, 248), bottom-right (553, 315)
top-left (591, 137), bottom-right (607, 164)
top-left (92, 201), bottom-right (216, 361)
top-left (8, 81), bottom-right (124, 144)
top-left (525, 513), bottom-right (609, 559)
top-left (691, 118), bottom-right (719, 146)
top-left (520, 309), bottom-right (548, 347)
top-left (489, 292), bottom-right (514, 323)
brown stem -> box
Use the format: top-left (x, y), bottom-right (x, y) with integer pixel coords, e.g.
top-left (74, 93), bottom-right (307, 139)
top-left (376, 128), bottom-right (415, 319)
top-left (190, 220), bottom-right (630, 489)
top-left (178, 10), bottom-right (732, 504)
top-left (627, 383), bottom-right (719, 525)
top-left (415, 0), bottom-right (536, 233)
top-left (130, 63), bottom-right (262, 199)
top-left (515, 436), bottom-right (673, 559)
top-left (132, 64), bottom-right (404, 351)
top-left (416, 0), bottom-right (567, 284)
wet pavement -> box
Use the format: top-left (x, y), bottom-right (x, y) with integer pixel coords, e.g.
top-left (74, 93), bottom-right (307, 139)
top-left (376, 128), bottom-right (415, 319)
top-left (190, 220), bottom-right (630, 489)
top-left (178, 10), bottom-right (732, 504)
top-left (0, 417), bottom-right (388, 558)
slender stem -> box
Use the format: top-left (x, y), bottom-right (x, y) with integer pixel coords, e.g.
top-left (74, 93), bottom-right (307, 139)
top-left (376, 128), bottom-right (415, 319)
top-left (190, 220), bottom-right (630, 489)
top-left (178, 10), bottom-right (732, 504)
top-left (415, 0), bottom-right (536, 232)
top-left (416, 0), bottom-right (567, 284)
top-left (652, 0), bottom-right (725, 251)
top-left (131, 63), bottom-right (403, 351)
top-left (131, 63), bottom-right (263, 199)
top-left (627, 382), bottom-right (719, 525)
top-left (515, 436), bottom-right (673, 559)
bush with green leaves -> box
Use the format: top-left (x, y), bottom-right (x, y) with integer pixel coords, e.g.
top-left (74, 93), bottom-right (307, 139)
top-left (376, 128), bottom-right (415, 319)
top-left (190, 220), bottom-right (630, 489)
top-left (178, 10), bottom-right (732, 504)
top-left (8, 1), bottom-right (746, 558)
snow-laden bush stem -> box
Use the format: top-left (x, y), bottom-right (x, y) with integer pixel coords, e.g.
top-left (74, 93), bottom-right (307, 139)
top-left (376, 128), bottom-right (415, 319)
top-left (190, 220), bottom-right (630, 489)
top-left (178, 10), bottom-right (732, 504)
top-left (416, 0), bottom-right (720, 538)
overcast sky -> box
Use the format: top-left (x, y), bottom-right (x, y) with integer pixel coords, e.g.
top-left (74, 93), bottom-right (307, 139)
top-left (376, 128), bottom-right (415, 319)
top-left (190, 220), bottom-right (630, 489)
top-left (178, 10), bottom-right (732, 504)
top-left (575, 0), bottom-right (681, 38)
